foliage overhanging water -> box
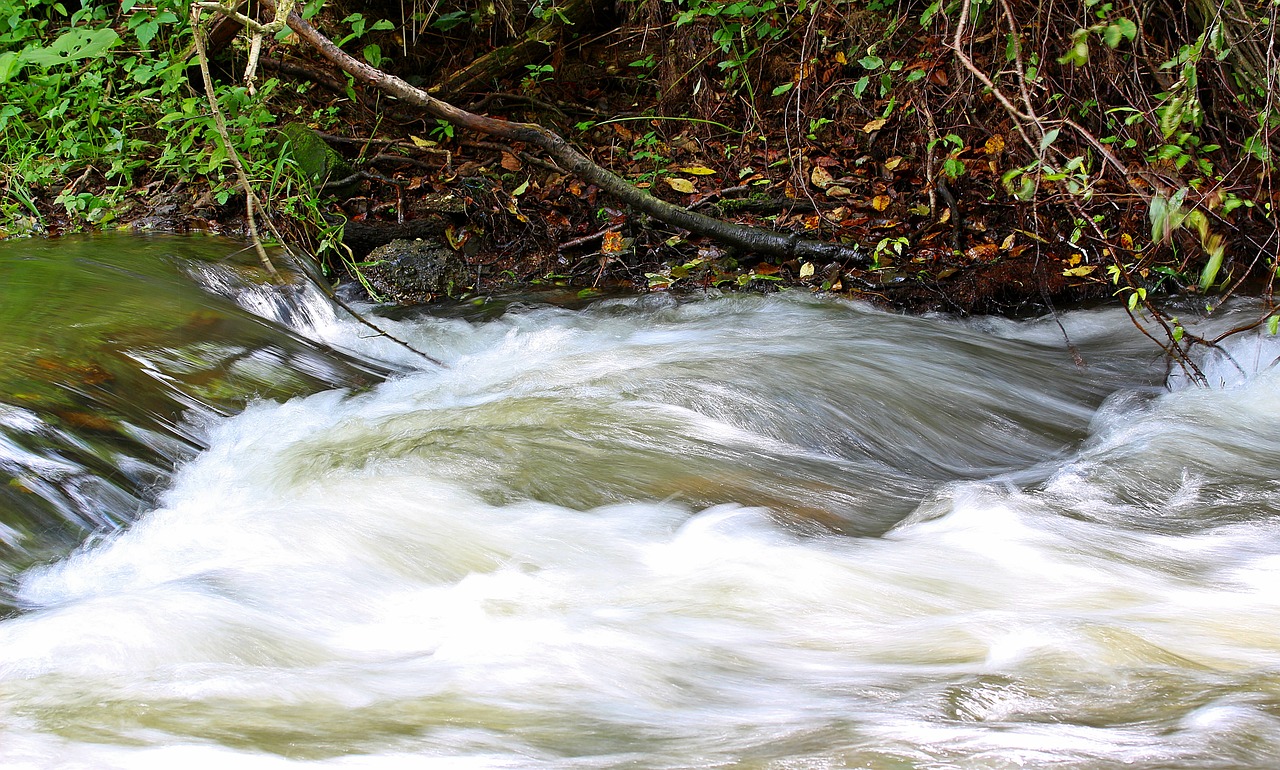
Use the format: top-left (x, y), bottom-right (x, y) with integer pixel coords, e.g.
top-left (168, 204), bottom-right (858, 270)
top-left (2, 234), bottom-right (1279, 768)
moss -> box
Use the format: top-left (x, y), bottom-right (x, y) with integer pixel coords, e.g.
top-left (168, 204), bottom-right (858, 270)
top-left (278, 123), bottom-right (352, 187)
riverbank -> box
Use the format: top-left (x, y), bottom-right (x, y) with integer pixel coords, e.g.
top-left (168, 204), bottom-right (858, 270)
top-left (3, 1), bottom-right (1277, 320)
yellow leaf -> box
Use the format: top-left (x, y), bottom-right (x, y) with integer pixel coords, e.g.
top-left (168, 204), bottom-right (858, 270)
top-left (409, 135), bottom-right (437, 148)
top-left (1000, 233), bottom-right (1016, 250)
top-left (884, 156), bottom-right (903, 171)
top-left (835, 51), bottom-right (847, 65)
top-left (1062, 265), bottom-right (1097, 277)
top-left (679, 165), bottom-right (717, 176)
top-left (667, 177), bottom-right (696, 194)
top-left (984, 135), bottom-right (1006, 155)
top-left (827, 185), bottom-right (852, 198)
top-left (863, 118), bottom-right (887, 133)
top-left (810, 166), bottom-right (835, 189)
top-left (799, 262), bottom-right (816, 278)
top-left (871, 194), bottom-right (890, 211)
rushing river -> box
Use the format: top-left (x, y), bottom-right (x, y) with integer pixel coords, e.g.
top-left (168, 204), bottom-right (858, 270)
top-left (2, 234), bottom-right (1280, 768)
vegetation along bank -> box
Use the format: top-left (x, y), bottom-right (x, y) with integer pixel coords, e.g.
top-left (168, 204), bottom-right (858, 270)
top-left (1, 0), bottom-right (1278, 373)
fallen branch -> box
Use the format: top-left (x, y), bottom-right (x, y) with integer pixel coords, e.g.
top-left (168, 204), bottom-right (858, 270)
top-left (251, 0), bottom-right (867, 267)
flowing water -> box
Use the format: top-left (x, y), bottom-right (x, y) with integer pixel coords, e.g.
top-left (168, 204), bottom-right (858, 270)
top-left (2, 234), bottom-right (1280, 768)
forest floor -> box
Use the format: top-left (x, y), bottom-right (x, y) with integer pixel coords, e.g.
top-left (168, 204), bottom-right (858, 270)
top-left (21, 3), bottom-right (1278, 318)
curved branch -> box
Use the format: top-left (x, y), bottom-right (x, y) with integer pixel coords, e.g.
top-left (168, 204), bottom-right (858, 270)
top-left (258, 0), bottom-right (867, 267)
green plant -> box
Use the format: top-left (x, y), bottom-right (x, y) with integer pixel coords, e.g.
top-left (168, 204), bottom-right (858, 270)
top-left (430, 118), bottom-right (455, 141)
top-left (871, 236), bottom-right (909, 269)
top-left (521, 63), bottom-right (555, 90)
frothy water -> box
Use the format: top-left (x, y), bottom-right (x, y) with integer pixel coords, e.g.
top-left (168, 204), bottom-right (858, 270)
top-left (3, 238), bottom-right (1280, 768)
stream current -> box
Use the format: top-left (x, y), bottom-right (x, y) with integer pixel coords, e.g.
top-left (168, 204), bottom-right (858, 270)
top-left (2, 234), bottom-right (1280, 768)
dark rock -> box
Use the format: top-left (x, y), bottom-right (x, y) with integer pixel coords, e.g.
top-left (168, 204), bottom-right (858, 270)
top-left (361, 238), bottom-right (469, 304)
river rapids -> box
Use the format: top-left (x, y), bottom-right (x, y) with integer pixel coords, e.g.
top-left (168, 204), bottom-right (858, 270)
top-left (2, 235), bottom-right (1279, 768)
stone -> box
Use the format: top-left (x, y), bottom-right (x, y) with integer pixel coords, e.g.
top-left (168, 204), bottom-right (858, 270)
top-left (361, 238), bottom-right (469, 304)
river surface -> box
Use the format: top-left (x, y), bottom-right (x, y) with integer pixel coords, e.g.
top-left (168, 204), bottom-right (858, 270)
top-left (2, 234), bottom-right (1280, 768)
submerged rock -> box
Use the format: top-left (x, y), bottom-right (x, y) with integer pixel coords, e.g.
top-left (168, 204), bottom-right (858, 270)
top-left (361, 238), bottom-right (469, 304)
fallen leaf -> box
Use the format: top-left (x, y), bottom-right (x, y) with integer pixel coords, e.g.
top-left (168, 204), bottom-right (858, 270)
top-left (679, 165), bottom-right (717, 175)
top-left (835, 51), bottom-right (847, 65)
top-left (799, 262), bottom-right (816, 278)
top-left (966, 243), bottom-right (999, 261)
top-left (863, 118), bottom-right (887, 133)
top-left (1062, 265), bottom-right (1097, 277)
top-left (754, 262), bottom-right (780, 275)
top-left (666, 177), bottom-right (696, 193)
top-left (1000, 233), bottom-right (1016, 250)
top-left (984, 135), bottom-right (1006, 155)
top-left (602, 230), bottom-right (624, 253)
top-left (409, 135), bottom-right (437, 148)
top-left (501, 152), bottom-right (522, 171)
top-left (884, 156), bottom-right (903, 171)
top-left (826, 185), bottom-right (852, 197)
top-left (871, 194), bottom-right (891, 211)
top-left (810, 166), bottom-right (835, 189)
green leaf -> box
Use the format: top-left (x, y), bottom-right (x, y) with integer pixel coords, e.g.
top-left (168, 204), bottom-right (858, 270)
top-left (858, 55), bottom-right (883, 70)
top-left (0, 51), bottom-right (20, 84)
top-left (1269, 315), bottom-right (1279, 336)
top-left (1103, 23), bottom-right (1123, 48)
top-left (920, 0), bottom-right (940, 26)
top-left (22, 28), bottom-right (120, 68)
top-left (1198, 238), bottom-right (1225, 291)
top-left (1038, 127), bottom-right (1060, 154)
top-left (771, 81), bottom-right (794, 96)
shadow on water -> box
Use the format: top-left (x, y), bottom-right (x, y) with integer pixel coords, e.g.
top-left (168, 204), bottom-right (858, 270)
top-left (0, 233), bottom-right (386, 611)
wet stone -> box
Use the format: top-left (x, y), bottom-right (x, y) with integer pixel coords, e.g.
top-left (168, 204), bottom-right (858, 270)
top-left (361, 238), bottom-right (469, 304)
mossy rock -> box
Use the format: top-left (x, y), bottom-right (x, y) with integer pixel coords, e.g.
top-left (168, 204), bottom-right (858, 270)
top-left (361, 238), bottom-right (470, 304)
top-left (278, 123), bottom-right (353, 187)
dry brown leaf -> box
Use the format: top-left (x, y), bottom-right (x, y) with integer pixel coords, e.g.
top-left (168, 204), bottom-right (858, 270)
top-left (966, 243), bottom-right (999, 261)
top-left (810, 166), bottom-right (835, 189)
top-left (863, 118), bottom-right (887, 133)
top-left (500, 152), bottom-right (522, 172)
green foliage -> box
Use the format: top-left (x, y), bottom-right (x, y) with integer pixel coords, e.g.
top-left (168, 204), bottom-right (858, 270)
top-left (0, 0), bottom-right (190, 228)
top-left (0, 0), bottom-right (346, 256)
